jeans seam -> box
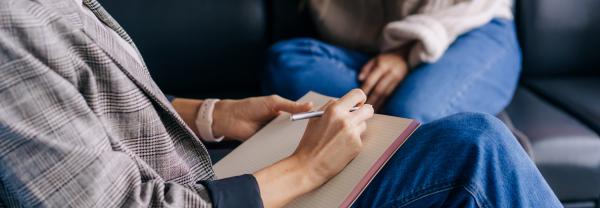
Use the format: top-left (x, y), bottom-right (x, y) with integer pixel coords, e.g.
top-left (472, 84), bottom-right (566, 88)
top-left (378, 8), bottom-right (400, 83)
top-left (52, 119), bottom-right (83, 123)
top-left (463, 182), bottom-right (493, 208)
top-left (396, 185), bottom-right (458, 208)
top-left (432, 46), bottom-right (510, 119)
top-left (379, 180), bottom-right (461, 208)
top-left (383, 184), bottom-right (490, 208)
top-left (304, 38), bottom-right (369, 70)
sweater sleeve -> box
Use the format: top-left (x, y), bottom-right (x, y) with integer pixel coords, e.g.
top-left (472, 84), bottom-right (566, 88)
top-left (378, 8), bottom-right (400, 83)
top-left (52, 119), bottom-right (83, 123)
top-left (381, 0), bottom-right (513, 67)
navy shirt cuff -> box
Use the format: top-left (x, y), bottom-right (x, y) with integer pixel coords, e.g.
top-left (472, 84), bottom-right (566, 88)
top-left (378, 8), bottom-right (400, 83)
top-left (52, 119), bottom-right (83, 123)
top-left (200, 174), bottom-right (264, 208)
top-left (165, 94), bottom-right (176, 102)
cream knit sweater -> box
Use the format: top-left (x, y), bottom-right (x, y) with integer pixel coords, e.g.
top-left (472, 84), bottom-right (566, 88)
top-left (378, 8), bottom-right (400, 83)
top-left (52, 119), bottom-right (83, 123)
top-left (309, 0), bottom-right (513, 67)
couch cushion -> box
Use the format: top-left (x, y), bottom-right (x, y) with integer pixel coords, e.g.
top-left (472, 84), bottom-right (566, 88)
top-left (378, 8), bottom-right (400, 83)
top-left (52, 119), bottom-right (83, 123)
top-left (526, 77), bottom-right (600, 134)
top-left (505, 87), bottom-right (600, 201)
top-left (270, 0), bottom-right (318, 42)
top-left (517, 0), bottom-right (600, 77)
top-left (101, 0), bottom-right (267, 98)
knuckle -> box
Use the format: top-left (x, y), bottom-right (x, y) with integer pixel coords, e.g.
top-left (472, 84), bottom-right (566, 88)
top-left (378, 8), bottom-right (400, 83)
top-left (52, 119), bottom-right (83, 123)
top-left (349, 131), bottom-right (360, 139)
top-left (366, 107), bottom-right (375, 115)
top-left (324, 109), bottom-right (336, 118)
top-left (359, 91), bottom-right (367, 100)
top-left (393, 70), bottom-right (405, 78)
top-left (327, 114), bottom-right (342, 124)
top-left (269, 94), bottom-right (282, 101)
top-left (334, 118), bottom-right (349, 129)
top-left (341, 128), bottom-right (353, 137)
top-left (341, 120), bottom-right (353, 129)
top-left (326, 105), bottom-right (342, 115)
top-left (352, 89), bottom-right (367, 99)
top-left (328, 100), bottom-right (340, 107)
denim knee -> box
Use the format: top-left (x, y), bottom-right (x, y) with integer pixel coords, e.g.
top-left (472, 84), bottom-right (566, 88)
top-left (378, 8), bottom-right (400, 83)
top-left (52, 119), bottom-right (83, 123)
top-left (425, 112), bottom-right (523, 157)
top-left (268, 38), bottom-right (324, 60)
top-left (266, 38), bottom-right (322, 73)
top-left (383, 102), bottom-right (442, 123)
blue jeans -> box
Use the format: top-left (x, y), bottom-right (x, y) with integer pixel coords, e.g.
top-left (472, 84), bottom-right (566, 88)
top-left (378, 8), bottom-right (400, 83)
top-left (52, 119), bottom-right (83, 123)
top-left (263, 19), bottom-right (521, 123)
top-left (353, 113), bottom-right (561, 207)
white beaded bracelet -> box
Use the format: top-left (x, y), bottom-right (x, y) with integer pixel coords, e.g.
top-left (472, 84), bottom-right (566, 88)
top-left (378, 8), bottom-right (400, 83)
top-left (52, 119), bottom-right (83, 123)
top-left (195, 99), bottom-right (224, 142)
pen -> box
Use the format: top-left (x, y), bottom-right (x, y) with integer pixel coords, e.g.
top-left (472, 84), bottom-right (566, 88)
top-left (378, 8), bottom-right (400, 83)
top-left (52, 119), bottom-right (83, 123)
top-left (290, 106), bottom-right (362, 121)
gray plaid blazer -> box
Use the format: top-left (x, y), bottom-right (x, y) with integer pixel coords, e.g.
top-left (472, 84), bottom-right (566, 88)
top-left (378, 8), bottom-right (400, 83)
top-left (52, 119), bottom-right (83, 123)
top-left (0, 0), bottom-right (216, 207)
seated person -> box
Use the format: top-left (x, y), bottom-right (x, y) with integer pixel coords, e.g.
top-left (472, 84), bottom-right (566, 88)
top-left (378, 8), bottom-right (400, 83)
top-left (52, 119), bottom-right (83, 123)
top-left (263, 0), bottom-right (521, 123)
top-left (0, 0), bottom-right (560, 207)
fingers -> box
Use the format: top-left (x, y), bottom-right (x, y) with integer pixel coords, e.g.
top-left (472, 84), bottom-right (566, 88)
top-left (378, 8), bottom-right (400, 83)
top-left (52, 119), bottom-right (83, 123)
top-left (269, 95), bottom-right (313, 113)
top-left (319, 99), bottom-right (337, 110)
top-left (361, 65), bottom-right (386, 94)
top-left (335, 89), bottom-right (367, 109)
top-left (358, 59), bottom-right (375, 81)
top-left (367, 74), bottom-right (397, 110)
top-left (350, 104), bottom-right (374, 124)
top-left (357, 122), bottom-right (368, 137)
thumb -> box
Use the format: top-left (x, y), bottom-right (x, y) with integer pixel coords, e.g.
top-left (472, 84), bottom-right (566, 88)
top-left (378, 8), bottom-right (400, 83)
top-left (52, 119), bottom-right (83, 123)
top-left (271, 96), bottom-right (313, 113)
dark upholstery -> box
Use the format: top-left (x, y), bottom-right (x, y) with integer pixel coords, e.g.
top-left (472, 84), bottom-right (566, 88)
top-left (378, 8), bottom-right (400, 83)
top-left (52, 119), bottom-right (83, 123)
top-left (526, 78), bottom-right (600, 133)
top-left (517, 0), bottom-right (600, 77)
top-left (270, 0), bottom-right (317, 42)
top-left (505, 88), bottom-right (600, 202)
top-left (102, 0), bottom-right (268, 99)
top-left (504, 87), bottom-right (600, 207)
top-left (504, 0), bottom-right (600, 206)
top-left (101, 0), bottom-right (600, 206)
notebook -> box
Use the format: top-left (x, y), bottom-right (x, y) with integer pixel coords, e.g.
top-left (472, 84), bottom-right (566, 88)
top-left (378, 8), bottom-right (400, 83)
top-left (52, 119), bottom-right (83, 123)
top-left (213, 91), bottom-right (420, 208)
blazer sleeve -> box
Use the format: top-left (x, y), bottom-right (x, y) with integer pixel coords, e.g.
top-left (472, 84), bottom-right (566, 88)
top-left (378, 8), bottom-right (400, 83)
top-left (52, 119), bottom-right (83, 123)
top-left (380, 0), bottom-right (513, 67)
top-left (0, 2), bottom-right (262, 207)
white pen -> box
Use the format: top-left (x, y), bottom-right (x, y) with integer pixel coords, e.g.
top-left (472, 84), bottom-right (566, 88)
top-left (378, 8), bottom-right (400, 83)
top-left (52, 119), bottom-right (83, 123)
top-left (290, 106), bottom-right (362, 121)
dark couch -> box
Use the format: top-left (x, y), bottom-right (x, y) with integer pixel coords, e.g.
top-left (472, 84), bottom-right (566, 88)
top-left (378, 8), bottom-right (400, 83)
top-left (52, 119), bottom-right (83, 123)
top-left (102, 0), bottom-right (600, 207)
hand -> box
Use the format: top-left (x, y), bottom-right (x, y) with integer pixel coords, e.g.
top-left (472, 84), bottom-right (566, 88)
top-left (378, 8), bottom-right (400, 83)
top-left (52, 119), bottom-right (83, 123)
top-left (253, 89), bottom-right (374, 208)
top-left (294, 89), bottom-right (374, 183)
top-left (212, 95), bottom-right (312, 141)
top-left (358, 50), bottom-right (410, 111)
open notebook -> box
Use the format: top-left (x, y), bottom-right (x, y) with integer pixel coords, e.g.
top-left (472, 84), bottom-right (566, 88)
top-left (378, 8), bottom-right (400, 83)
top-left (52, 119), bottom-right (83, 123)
top-left (213, 92), bottom-right (420, 208)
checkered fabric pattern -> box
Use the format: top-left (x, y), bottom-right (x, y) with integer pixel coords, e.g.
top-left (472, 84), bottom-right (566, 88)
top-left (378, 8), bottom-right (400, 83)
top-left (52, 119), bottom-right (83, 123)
top-left (0, 0), bottom-right (216, 207)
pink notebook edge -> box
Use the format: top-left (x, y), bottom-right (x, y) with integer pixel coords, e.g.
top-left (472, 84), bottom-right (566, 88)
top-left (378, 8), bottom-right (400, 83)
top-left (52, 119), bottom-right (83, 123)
top-left (339, 119), bottom-right (421, 208)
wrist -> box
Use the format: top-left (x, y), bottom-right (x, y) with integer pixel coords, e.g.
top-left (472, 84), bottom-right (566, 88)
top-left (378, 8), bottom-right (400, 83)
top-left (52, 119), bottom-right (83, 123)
top-left (289, 153), bottom-right (329, 188)
top-left (390, 49), bottom-right (409, 62)
top-left (212, 99), bottom-right (232, 138)
top-left (254, 156), bottom-right (318, 207)
top-left (285, 155), bottom-right (324, 191)
top-left (172, 98), bottom-right (203, 134)
top-left (386, 43), bottom-right (412, 63)
top-left (195, 99), bottom-right (225, 142)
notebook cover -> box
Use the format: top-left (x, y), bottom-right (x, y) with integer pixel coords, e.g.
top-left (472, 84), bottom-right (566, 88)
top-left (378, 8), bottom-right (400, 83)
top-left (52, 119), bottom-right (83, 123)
top-left (213, 92), bottom-right (420, 207)
top-left (340, 120), bottom-right (420, 207)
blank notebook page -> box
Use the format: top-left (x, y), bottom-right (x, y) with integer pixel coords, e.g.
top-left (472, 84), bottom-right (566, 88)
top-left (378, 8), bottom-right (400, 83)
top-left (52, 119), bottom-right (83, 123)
top-left (213, 91), bottom-right (417, 208)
